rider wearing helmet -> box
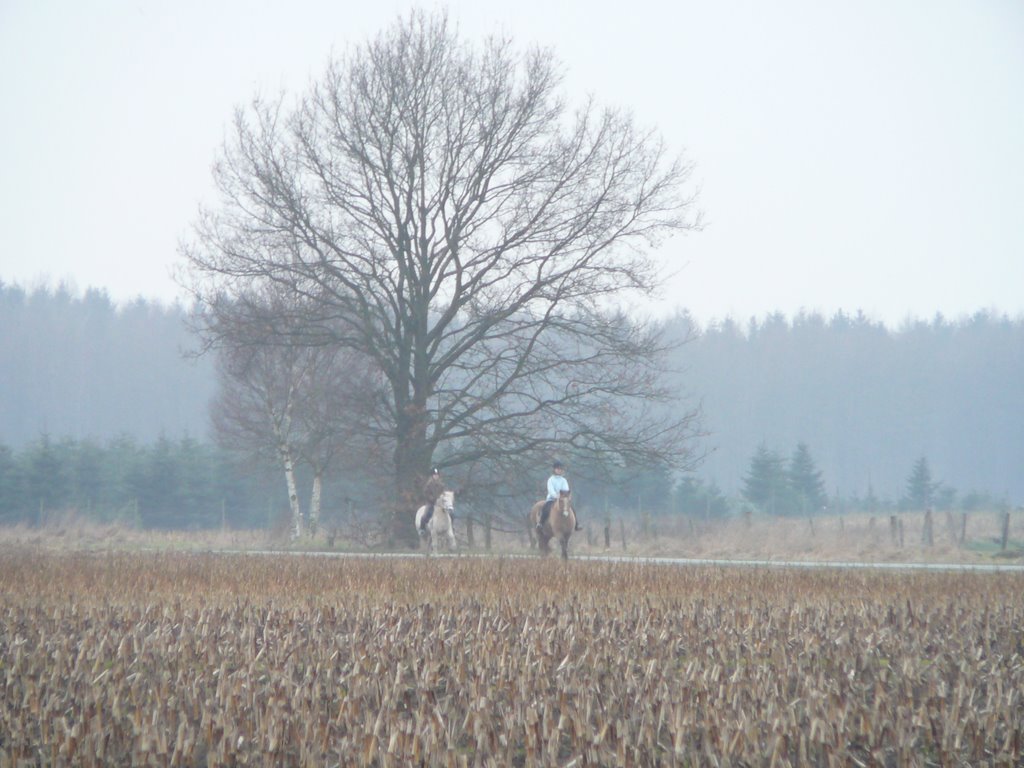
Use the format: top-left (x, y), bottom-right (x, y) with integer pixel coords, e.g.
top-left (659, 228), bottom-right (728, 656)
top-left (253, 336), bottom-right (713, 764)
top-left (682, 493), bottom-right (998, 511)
top-left (418, 468), bottom-right (446, 534)
top-left (537, 460), bottom-right (582, 532)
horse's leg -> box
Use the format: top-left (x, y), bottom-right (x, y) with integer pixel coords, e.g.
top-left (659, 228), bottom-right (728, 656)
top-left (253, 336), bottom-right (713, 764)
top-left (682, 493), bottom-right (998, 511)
top-left (539, 533), bottom-right (551, 556)
top-left (560, 534), bottom-right (569, 560)
top-left (447, 522), bottom-right (457, 551)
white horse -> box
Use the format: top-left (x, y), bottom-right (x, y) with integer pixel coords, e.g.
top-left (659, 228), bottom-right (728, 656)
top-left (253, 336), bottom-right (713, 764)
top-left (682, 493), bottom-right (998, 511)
top-left (415, 490), bottom-right (457, 554)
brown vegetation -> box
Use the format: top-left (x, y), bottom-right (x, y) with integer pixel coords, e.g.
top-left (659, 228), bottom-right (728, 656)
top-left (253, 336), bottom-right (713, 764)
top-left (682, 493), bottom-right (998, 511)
top-left (4, 507), bottom-right (1022, 567)
top-left (1, 552), bottom-right (1022, 765)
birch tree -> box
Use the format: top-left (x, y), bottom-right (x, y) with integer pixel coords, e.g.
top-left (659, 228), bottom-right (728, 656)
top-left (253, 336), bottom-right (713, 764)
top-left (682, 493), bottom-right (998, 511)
top-left (212, 330), bottom-right (384, 538)
top-left (183, 11), bottom-right (703, 543)
top-left (212, 342), bottom-right (311, 537)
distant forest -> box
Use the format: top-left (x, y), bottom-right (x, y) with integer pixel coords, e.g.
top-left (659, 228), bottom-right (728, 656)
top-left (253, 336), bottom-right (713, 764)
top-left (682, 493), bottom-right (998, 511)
top-left (1, 283), bottom-right (1021, 524)
top-left (661, 309), bottom-right (1023, 507)
top-left (0, 283), bottom-right (214, 443)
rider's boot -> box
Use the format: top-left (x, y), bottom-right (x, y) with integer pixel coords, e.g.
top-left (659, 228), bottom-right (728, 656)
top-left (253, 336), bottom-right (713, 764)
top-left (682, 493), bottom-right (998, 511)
top-left (537, 501), bottom-right (551, 533)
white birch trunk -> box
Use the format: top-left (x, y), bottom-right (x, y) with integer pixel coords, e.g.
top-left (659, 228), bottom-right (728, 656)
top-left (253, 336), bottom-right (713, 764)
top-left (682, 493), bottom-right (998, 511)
top-left (269, 395), bottom-right (302, 540)
top-left (280, 442), bottom-right (302, 539)
top-left (309, 471), bottom-right (322, 537)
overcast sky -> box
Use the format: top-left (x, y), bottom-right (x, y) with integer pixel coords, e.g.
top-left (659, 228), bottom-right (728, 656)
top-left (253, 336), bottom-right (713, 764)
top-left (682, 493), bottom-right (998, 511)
top-left (1, 0), bottom-right (1021, 327)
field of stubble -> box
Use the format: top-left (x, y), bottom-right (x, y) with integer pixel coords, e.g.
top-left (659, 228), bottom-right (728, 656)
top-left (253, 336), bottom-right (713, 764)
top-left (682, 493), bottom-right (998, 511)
top-left (1, 552), bottom-right (1022, 766)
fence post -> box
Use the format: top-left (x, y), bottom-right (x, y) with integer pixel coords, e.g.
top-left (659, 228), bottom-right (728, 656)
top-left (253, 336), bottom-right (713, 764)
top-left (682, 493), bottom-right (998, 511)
top-left (466, 515), bottom-right (475, 548)
top-left (959, 513), bottom-right (967, 547)
top-left (1000, 510), bottom-right (1010, 551)
top-left (890, 515), bottom-right (899, 546)
top-left (898, 517), bottom-right (905, 548)
top-left (484, 513), bottom-right (492, 551)
top-left (586, 524), bottom-right (594, 547)
top-left (619, 518), bottom-right (627, 551)
top-left (603, 518), bottom-right (611, 550)
top-left (922, 508), bottom-right (934, 547)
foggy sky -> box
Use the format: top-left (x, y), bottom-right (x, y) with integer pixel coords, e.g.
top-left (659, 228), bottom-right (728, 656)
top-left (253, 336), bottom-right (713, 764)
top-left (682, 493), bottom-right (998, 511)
top-left (1, 0), bottom-right (1022, 327)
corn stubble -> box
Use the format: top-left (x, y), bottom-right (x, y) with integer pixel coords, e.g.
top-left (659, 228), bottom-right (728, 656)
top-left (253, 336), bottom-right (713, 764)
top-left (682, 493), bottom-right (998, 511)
top-left (1, 553), bottom-right (1022, 766)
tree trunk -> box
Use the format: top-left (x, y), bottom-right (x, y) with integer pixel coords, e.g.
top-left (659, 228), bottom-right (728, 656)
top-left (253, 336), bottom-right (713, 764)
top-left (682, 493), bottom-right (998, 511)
top-left (391, 404), bottom-right (431, 547)
top-left (309, 470), bottom-right (322, 537)
top-left (279, 442), bottom-right (302, 539)
top-left (269, 398), bottom-right (302, 539)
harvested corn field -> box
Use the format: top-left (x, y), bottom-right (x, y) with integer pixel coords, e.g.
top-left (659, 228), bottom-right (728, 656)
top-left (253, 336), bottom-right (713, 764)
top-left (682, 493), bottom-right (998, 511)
top-left (1, 552), bottom-right (1022, 766)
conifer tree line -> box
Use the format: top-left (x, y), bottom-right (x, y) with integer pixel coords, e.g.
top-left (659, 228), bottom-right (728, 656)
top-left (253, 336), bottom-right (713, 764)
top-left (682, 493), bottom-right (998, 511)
top-left (1, 282), bottom-right (1021, 527)
top-left (0, 434), bottom-right (270, 528)
top-left (664, 309), bottom-right (1024, 509)
top-left (735, 445), bottom-right (1002, 515)
top-left (740, 442), bottom-right (828, 516)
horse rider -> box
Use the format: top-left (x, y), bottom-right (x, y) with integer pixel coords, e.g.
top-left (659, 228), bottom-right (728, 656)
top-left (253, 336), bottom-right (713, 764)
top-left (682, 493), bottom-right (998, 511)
top-left (537, 460), bottom-right (583, 532)
top-left (418, 467), bottom-right (446, 534)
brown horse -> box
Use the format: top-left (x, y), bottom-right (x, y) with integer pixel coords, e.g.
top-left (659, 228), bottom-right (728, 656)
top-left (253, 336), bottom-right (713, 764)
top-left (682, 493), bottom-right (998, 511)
top-left (529, 491), bottom-right (576, 560)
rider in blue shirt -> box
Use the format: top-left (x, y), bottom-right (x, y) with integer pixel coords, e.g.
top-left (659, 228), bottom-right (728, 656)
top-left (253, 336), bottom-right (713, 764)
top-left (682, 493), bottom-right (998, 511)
top-left (537, 460), bottom-right (582, 531)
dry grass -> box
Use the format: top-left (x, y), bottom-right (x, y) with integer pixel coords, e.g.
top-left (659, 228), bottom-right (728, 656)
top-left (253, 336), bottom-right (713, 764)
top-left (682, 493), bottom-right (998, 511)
top-left (0, 520), bottom-right (269, 554)
top-left (495, 509), bottom-right (1024, 565)
top-left (588, 509), bottom-right (1024, 564)
top-left (1, 508), bottom-right (1021, 566)
top-left (1, 552), bottom-right (1022, 766)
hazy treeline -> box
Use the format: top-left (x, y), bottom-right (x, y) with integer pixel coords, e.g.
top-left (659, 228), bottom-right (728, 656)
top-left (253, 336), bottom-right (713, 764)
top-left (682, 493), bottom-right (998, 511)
top-left (667, 309), bottom-right (1024, 506)
top-left (0, 433), bottom-right (273, 528)
top-left (0, 282), bottom-right (214, 445)
top-left (2, 284), bottom-right (1021, 523)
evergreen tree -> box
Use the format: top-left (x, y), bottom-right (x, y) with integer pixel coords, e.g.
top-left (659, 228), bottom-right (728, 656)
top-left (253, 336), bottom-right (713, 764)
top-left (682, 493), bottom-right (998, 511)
top-left (23, 434), bottom-right (70, 520)
top-left (133, 435), bottom-right (176, 528)
top-left (673, 476), bottom-right (730, 519)
top-left (788, 443), bottom-right (828, 514)
top-left (174, 437), bottom-right (222, 529)
top-left (903, 456), bottom-right (938, 509)
top-left (104, 434), bottom-right (145, 522)
top-left (0, 444), bottom-right (24, 524)
top-left (741, 445), bottom-right (789, 514)
top-left (71, 438), bottom-right (106, 514)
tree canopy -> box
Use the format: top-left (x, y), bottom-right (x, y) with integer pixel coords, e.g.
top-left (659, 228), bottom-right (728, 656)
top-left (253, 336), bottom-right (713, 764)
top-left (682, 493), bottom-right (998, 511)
top-left (181, 11), bottom-right (702, 540)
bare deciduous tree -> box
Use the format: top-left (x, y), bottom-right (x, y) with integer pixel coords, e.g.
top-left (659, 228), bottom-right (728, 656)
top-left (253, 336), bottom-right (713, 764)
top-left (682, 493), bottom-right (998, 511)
top-left (183, 11), bottom-right (703, 543)
top-left (212, 341), bottom-right (310, 538)
top-left (211, 302), bottom-right (386, 538)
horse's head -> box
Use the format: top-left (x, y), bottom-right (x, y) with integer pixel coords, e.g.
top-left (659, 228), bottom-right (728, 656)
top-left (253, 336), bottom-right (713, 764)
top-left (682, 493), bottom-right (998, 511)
top-left (556, 491), bottom-right (572, 516)
top-left (439, 490), bottom-right (455, 513)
